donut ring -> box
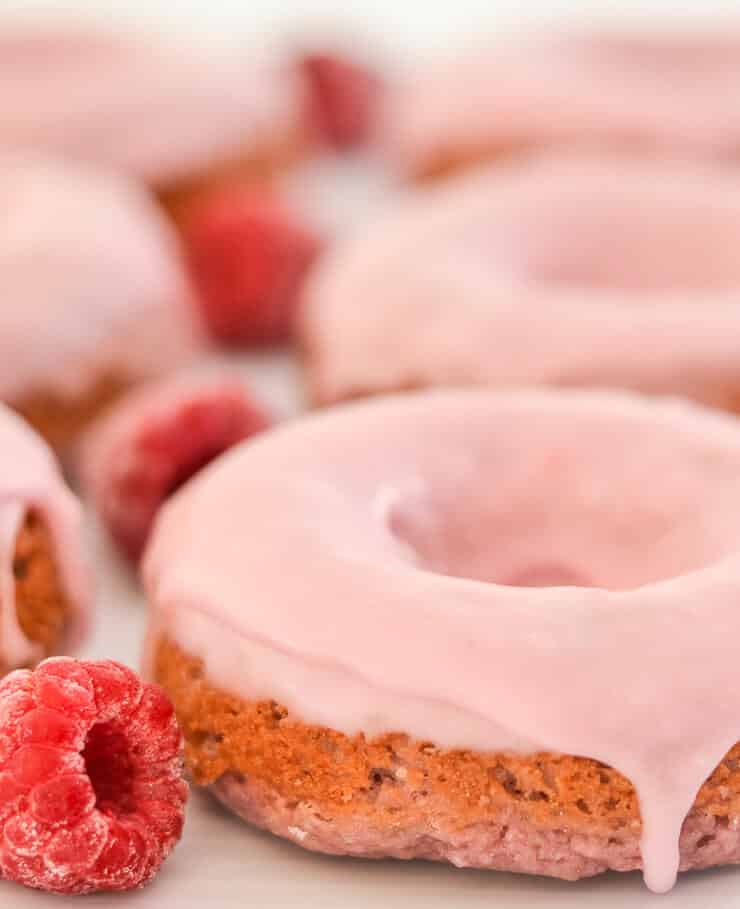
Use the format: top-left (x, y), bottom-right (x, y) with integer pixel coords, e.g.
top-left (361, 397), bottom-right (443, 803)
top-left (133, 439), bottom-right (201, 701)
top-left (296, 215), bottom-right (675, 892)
top-left (0, 154), bottom-right (200, 452)
top-left (383, 29), bottom-right (740, 180)
top-left (144, 388), bottom-right (740, 893)
top-left (302, 156), bottom-right (740, 410)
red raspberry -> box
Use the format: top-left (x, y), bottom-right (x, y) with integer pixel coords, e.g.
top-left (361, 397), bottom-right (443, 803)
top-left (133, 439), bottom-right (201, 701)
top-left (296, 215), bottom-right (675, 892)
top-left (300, 52), bottom-right (381, 150)
top-left (0, 658), bottom-right (187, 895)
top-left (183, 187), bottom-right (322, 346)
top-left (82, 373), bottom-right (272, 562)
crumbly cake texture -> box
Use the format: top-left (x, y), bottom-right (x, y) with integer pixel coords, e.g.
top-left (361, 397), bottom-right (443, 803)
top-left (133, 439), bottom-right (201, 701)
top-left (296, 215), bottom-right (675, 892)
top-left (3, 513), bottom-right (72, 675)
top-left (12, 375), bottom-right (131, 455)
top-left (154, 637), bottom-right (740, 881)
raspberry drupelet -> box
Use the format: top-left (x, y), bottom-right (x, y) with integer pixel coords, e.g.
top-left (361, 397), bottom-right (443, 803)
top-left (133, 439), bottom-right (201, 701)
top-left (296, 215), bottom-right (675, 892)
top-left (0, 658), bottom-right (187, 895)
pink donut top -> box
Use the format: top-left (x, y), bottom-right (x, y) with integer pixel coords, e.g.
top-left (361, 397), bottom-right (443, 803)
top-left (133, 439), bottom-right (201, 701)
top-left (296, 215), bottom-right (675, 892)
top-left (0, 405), bottom-right (90, 670)
top-left (0, 154), bottom-right (200, 404)
top-left (303, 155), bottom-right (740, 405)
top-left (0, 24), bottom-right (304, 185)
top-left (383, 30), bottom-right (740, 177)
top-left (143, 387), bottom-right (740, 893)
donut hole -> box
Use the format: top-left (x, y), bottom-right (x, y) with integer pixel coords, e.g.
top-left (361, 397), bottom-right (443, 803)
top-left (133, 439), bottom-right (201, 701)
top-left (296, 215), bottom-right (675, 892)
top-left (83, 722), bottom-right (137, 815)
top-left (385, 405), bottom-right (740, 591)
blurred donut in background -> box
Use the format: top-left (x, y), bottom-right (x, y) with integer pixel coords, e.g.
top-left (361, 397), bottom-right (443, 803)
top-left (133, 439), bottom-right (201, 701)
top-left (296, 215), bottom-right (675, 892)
top-left (302, 154), bottom-right (740, 411)
top-left (0, 154), bottom-right (200, 454)
top-left (0, 23), bottom-right (380, 348)
top-left (382, 29), bottom-right (740, 181)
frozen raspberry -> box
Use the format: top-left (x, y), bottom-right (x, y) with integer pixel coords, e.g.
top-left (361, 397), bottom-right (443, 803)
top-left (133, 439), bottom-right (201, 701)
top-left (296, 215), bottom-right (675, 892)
top-left (0, 658), bottom-right (187, 895)
top-left (183, 187), bottom-right (322, 346)
top-left (82, 374), bottom-right (271, 563)
top-left (300, 52), bottom-right (381, 150)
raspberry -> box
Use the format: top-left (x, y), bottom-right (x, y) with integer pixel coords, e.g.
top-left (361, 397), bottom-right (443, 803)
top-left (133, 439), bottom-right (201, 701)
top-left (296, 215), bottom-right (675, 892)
top-left (300, 52), bottom-right (381, 150)
top-left (0, 658), bottom-right (186, 895)
top-left (82, 374), bottom-right (271, 562)
top-left (183, 187), bottom-right (322, 346)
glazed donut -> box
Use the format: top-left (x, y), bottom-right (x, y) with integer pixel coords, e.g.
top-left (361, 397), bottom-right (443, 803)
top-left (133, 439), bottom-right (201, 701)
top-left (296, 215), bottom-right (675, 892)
top-left (302, 155), bottom-right (740, 410)
top-left (0, 404), bottom-right (90, 674)
top-left (0, 24), bottom-right (377, 219)
top-left (383, 29), bottom-right (740, 180)
top-left (0, 24), bottom-right (306, 209)
top-left (144, 388), bottom-right (740, 893)
top-left (0, 154), bottom-right (199, 451)
top-left (0, 24), bottom-right (377, 347)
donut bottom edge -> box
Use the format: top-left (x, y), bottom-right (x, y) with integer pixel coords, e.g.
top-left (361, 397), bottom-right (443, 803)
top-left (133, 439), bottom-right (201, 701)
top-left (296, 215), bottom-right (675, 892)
top-left (11, 373), bottom-right (132, 455)
top-left (153, 635), bottom-right (740, 882)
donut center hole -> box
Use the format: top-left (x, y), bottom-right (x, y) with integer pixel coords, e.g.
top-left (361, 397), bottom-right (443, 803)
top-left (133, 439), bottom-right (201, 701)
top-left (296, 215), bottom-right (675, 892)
top-left (385, 415), bottom-right (740, 591)
top-left (83, 722), bottom-right (137, 816)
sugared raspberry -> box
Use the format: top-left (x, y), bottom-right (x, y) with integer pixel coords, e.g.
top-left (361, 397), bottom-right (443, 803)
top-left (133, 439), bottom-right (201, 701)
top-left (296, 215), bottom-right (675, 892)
top-left (82, 374), bottom-right (272, 562)
top-left (0, 658), bottom-right (187, 895)
top-left (300, 52), bottom-right (381, 150)
top-left (183, 187), bottom-right (322, 346)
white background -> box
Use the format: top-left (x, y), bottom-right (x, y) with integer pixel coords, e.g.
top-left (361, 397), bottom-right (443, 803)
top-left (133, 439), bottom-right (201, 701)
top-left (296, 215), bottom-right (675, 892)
top-left (5, 0), bottom-right (740, 906)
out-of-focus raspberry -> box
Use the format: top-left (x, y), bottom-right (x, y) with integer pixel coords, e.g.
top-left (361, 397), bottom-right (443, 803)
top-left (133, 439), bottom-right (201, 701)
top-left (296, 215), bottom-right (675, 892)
top-left (183, 187), bottom-right (322, 347)
top-left (81, 373), bottom-right (272, 563)
top-left (301, 52), bottom-right (381, 150)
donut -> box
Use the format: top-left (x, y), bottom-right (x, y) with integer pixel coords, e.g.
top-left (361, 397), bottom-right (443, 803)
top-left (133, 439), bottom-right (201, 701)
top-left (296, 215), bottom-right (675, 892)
top-left (382, 29), bottom-right (740, 180)
top-left (302, 155), bottom-right (740, 410)
top-left (0, 24), bottom-right (378, 212)
top-left (0, 24), bottom-right (376, 347)
top-left (143, 388), bottom-right (740, 893)
top-left (0, 404), bottom-right (90, 674)
top-left (0, 154), bottom-right (199, 452)
top-left (0, 24), bottom-right (305, 206)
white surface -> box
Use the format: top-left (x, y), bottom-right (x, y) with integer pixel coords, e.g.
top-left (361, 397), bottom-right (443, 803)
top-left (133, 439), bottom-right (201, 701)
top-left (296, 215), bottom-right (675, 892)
top-left (4, 0), bottom-right (740, 905)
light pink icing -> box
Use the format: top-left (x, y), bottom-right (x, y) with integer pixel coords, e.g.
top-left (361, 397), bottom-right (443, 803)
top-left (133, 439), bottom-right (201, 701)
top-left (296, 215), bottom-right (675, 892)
top-left (383, 30), bottom-right (740, 176)
top-left (302, 155), bottom-right (740, 405)
top-left (0, 154), bottom-right (201, 404)
top-left (0, 405), bottom-right (91, 669)
top-left (143, 387), bottom-right (740, 893)
top-left (0, 24), bottom-right (304, 185)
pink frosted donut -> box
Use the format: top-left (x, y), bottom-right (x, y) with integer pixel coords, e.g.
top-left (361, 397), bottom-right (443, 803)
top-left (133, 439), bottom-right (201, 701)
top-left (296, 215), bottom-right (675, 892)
top-left (143, 388), bottom-right (740, 892)
top-left (0, 154), bottom-right (200, 450)
top-left (0, 404), bottom-right (91, 674)
top-left (302, 155), bottom-right (740, 409)
top-left (383, 29), bottom-right (740, 179)
top-left (0, 24), bottom-right (305, 188)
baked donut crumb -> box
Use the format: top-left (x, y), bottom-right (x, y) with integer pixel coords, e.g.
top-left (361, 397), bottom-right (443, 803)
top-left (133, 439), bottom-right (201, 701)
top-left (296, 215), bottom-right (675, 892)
top-left (153, 635), bottom-right (740, 878)
top-left (8, 512), bottom-right (72, 672)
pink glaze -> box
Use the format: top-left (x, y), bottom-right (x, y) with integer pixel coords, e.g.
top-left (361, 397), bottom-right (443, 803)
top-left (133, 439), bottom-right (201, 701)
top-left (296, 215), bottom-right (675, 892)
top-left (0, 405), bottom-right (91, 670)
top-left (0, 154), bottom-right (200, 405)
top-left (0, 24), bottom-right (304, 185)
top-left (143, 388), bottom-right (740, 892)
top-left (302, 156), bottom-right (740, 406)
top-left (383, 30), bottom-right (740, 177)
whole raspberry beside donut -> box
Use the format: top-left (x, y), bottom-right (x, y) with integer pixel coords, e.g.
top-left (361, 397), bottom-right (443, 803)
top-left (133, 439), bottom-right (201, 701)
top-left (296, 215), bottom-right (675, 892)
top-left (0, 658), bottom-right (187, 895)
